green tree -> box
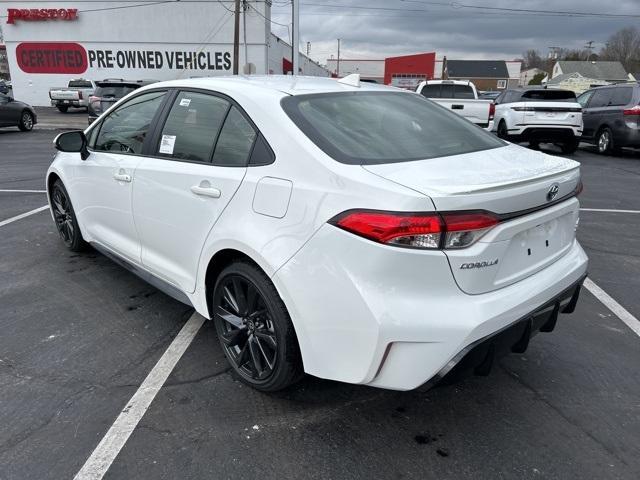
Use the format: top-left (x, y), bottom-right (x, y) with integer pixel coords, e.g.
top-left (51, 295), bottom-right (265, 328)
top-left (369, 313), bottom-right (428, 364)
top-left (528, 72), bottom-right (546, 85)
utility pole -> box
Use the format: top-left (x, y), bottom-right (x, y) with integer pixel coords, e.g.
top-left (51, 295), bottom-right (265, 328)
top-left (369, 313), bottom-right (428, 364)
top-left (233, 0), bottom-right (240, 75)
top-left (584, 40), bottom-right (595, 61)
top-left (292, 0), bottom-right (299, 76)
top-left (306, 42), bottom-right (311, 56)
top-left (547, 46), bottom-right (560, 82)
top-left (242, 0), bottom-right (248, 72)
top-left (336, 38), bottom-right (341, 77)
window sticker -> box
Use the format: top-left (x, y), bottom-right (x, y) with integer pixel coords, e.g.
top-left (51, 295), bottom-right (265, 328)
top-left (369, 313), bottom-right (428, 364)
top-left (179, 98), bottom-right (192, 107)
top-left (159, 134), bottom-right (176, 154)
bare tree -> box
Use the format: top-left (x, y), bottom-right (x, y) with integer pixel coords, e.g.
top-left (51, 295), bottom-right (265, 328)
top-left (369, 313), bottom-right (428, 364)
top-left (600, 26), bottom-right (640, 70)
top-left (522, 49), bottom-right (544, 69)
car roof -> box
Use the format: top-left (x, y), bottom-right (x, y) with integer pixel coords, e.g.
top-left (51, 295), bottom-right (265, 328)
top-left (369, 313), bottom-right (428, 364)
top-left (138, 75), bottom-right (395, 98)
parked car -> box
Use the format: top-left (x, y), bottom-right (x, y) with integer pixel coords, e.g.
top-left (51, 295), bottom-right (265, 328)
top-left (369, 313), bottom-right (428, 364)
top-left (88, 79), bottom-right (158, 124)
top-left (0, 79), bottom-right (11, 95)
top-left (49, 79), bottom-right (96, 112)
top-left (0, 92), bottom-right (37, 131)
top-left (416, 80), bottom-right (494, 129)
top-left (577, 83), bottom-right (640, 154)
top-left (492, 87), bottom-right (583, 153)
top-left (47, 76), bottom-right (587, 392)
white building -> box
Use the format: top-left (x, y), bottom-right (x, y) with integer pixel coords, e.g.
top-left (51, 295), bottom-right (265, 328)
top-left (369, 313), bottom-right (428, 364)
top-left (325, 58), bottom-right (384, 82)
top-left (2, 1), bottom-right (329, 105)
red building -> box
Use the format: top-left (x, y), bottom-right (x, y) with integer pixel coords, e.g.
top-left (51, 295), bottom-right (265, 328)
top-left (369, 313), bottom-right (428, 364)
top-left (384, 52), bottom-right (436, 89)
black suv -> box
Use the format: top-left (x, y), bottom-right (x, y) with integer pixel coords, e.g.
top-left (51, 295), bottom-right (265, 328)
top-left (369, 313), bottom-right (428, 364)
top-left (88, 79), bottom-right (157, 124)
top-left (578, 83), bottom-right (640, 154)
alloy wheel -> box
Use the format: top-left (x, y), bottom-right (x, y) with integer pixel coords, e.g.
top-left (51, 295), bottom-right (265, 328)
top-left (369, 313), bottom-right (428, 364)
top-left (21, 112), bottom-right (33, 130)
top-left (215, 275), bottom-right (278, 382)
top-left (51, 186), bottom-right (75, 245)
top-left (598, 130), bottom-right (610, 153)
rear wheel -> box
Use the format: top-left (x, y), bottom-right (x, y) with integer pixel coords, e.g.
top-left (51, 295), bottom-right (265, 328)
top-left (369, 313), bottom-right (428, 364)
top-left (57, 106), bottom-right (68, 113)
top-left (50, 180), bottom-right (88, 252)
top-left (597, 127), bottom-right (614, 155)
top-left (560, 138), bottom-right (579, 154)
top-left (497, 120), bottom-right (508, 139)
top-left (212, 262), bottom-right (303, 392)
top-left (18, 111), bottom-right (34, 131)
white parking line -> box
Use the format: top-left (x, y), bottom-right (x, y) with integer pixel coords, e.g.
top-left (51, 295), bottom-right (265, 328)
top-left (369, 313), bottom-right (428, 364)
top-left (580, 208), bottom-right (640, 214)
top-left (73, 312), bottom-right (205, 480)
top-left (0, 205), bottom-right (49, 228)
top-left (0, 189), bottom-right (47, 193)
top-left (584, 278), bottom-right (640, 338)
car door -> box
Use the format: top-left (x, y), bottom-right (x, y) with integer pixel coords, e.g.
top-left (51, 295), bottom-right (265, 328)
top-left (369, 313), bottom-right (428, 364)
top-left (0, 93), bottom-right (16, 126)
top-left (608, 86), bottom-right (634, 142)
top-left (582, 88), bottom-right (612, 138)
top-left (133, 90), bottom-right (255, 293)
top-left (73, 89), bottom-right (168, 263)
top-left (493, 91), bottom-right (513, 129)
top-left (577, 90), bottom-right (595, 138)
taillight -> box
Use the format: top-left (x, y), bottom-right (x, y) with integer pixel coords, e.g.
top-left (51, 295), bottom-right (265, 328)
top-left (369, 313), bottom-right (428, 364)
top-left (330, 210), bottom-right (499, 249)
top-left (623, 105), bottom-right (640, 116)
top-left (489, 102), bottom-right (495, 121)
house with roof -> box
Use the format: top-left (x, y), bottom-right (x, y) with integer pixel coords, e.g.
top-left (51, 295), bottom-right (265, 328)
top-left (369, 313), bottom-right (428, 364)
top-left (433, 59), bottom-right (516, 91)
top-left (546, 72), bottom-right (609, 93)
top-left (551, 61), bottom-right (631, 83)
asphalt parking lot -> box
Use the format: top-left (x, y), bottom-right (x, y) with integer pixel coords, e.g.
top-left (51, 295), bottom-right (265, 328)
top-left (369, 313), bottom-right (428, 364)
top-left (1, 124), bottom-right (639, 479)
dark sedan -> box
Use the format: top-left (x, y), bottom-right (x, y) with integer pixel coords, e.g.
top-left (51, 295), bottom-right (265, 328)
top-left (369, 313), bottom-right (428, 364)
top-left (0, 93), bottom-right (37, 131)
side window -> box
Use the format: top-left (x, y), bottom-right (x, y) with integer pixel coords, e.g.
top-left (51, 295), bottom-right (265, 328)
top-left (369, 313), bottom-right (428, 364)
top-left (589, 89), bottom-right (612, 108)
top-left (610, 87), bottom-right (633, 106)
top-left (158, 91), bottom-right (230, 162)
top-left (453, 84), bottom-right (475, 99)
top-left (440, 84), bottom-right (454, 98)
top-left (577, 91), bottom-right (594, 108)
top-left (420, 84), bottom-right (441, 98)
top-left (211, 107), bottom-right (257, 167)
top-left (94, 90), bottom-right (166, 154)
top-left (501, 91), bottom-right (514, 104)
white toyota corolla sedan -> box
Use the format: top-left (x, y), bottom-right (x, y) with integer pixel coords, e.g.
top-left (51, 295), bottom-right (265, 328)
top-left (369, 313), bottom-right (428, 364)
top-left (47, 75), bottom-right (588, 392)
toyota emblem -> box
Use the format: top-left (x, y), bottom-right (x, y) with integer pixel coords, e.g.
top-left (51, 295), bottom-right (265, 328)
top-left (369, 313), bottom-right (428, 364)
top-left (547, 183), bottom-right (560, 202)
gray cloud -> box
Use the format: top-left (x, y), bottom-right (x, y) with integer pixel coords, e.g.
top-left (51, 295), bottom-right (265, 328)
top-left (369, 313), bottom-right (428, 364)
top-left (271, 0), bottom-right (640, 63)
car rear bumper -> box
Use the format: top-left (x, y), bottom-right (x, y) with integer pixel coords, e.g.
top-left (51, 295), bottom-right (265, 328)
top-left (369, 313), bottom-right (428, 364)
top-left (508, 125), bottom-right (582, 142)
top-left (273, 223), bottom-right (588, 391)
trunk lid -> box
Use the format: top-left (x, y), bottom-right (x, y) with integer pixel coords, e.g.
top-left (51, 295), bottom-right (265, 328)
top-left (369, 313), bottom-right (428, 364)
top-left (517, 101), bottom-right (582, 127)
top-left (363, 144), bottom-right (581, 294)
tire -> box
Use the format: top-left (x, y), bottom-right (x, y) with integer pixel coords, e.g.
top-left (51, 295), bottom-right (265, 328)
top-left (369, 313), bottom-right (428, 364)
top-left (497, 120), bottom-right (508, 139)
top-left (560, 138), bottom-right (579, 154)
top-left (596, 127), bottom-right (614, 155)
top-left (212, 261), bottom-right (303, 392)
top-left (50, 180), bottom-right (88, 252)
top-left (528, 140), bottom-right (540, 150)
top-left (57, 106), bottom-right (69, 113)
top-left (18, 111), bottom-right (34, 131)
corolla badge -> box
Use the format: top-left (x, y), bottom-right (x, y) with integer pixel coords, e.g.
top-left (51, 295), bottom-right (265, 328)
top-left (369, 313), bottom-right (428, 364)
top-left (547, 183), bottom-right (560, 202)
top-left (460, 259), bottom-right (499, 269)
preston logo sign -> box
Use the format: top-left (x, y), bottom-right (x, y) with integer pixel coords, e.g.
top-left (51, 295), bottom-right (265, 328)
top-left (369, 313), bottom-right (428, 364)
top-left (7, 8), bottom-right (79, 24)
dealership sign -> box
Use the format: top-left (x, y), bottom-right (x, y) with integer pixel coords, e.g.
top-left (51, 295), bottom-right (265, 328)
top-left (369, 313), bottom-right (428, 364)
top-left (7, 8), bottom-right (78, 24)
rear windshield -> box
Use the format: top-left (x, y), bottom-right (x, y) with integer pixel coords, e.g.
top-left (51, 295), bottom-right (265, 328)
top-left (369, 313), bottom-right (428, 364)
top-left (94, 85), bottom-right (139, 99)
top-left (281, 92), bottom-right (505, 165)
top-left (521, 90), bottom-right (576, 101)
top-left (69, 80), bottom-right (93, 88)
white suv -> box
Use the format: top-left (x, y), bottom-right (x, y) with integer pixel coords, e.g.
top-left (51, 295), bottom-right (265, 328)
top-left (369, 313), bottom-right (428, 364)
top-left (493, 87), bottom-right (583, 153)
top-left (47, 76), bottom-right (587, 392)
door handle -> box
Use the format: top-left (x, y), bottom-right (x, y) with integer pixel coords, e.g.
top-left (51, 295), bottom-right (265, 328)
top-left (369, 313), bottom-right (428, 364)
top-left (451, 104), bottom-right (464, 110)
top-left (113, 172), bottom-right (131, 183)
top-left (191, 181), bottom-right (221, 198)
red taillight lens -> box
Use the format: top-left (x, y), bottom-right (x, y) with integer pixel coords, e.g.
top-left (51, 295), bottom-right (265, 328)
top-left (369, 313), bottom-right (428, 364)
top-left (489, 102), bottom-right (495, 121)
top-left (332, 211), bottom-right (443, 249)
top-left (623, 105), bottom-right (640, 116)
top-left (330, 210), bottom-right (500, 249)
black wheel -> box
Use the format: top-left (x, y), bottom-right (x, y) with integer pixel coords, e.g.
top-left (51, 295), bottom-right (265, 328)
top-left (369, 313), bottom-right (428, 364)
top-left (560, 138), bottom-right (579, 154)
top-left (18, 111), bottom-right (34, 131)
top-left (497, 120), bottom-right (508, 139)
top-left (57, 106), bottom-right (69, 113)
top-left (597, 127), bottom-right (614, 155)
top-left (50, 180), bottom-right (88, 252)
top-left (212, 262), bottom-right (302, 392)
top-left (528, 140), bottom-right (540, 150)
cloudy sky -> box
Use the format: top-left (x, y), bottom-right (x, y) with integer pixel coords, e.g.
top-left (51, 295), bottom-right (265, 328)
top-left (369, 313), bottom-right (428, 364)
top-left (270, 0), bottom-right (640, 64)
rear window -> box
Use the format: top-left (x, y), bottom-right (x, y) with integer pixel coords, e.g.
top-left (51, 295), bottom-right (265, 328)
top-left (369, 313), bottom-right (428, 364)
top-left (281, 92), bottom-right (505, 165)
top-left (420, 84), bottom-right (441, 98)
top-left (69, 80), bottom-right (93, 88)
top-left (94, 85), bottom-right (138, 99)
top-left (453, 84), bottom-right (475, 99)
top-left (610, 87), bottom-right (633, 106)
top-left (521, 90), bottom-right (576, 101)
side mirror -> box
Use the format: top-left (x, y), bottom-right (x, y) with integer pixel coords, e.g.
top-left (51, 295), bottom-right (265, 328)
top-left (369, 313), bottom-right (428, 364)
top-left (54, 130), bottom-right (89, 160)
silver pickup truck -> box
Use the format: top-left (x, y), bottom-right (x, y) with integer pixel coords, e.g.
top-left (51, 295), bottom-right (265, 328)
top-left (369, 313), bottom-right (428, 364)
top-left (49, 79), bottom-right (96, 112)
top-left (415, 80), bottom-right (494, 130)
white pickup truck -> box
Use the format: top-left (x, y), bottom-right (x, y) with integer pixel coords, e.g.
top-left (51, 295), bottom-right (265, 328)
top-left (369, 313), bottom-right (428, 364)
top-left (49, 79), bottom-right (96, 112)
top-left (415, 80), bottom-right (494, 129)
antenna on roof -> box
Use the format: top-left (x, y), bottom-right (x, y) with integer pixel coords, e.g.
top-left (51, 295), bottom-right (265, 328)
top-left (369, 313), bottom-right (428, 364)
top-left (338, 73), bottom-right (361, 87)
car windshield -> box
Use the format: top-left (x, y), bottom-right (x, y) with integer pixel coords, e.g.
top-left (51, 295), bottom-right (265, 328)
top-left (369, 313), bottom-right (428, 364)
top-left (281, 91), bottom-right (505, 165)
top-left (521, 90), bottom-right (576, 101)
top-left (95, 85), bottom-right (138, 99)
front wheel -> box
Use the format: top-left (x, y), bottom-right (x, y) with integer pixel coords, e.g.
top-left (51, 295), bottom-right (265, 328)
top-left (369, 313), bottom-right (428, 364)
top-left (597, 127), bottom-right (615, 155)
top-left (50, 180), bottom-right (88, 252)
top-left (18, 111), bottom-right (34, 131)
top-left (212, 262), bottom-right (303, 392)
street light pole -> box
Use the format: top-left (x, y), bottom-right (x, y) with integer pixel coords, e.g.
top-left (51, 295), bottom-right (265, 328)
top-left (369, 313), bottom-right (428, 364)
top-left (337, 38), bottom-right (341, 77)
